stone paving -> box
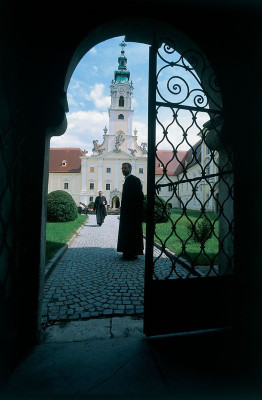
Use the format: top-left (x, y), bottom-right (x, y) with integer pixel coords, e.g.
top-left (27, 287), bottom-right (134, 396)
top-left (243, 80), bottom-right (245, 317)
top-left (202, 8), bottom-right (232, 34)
top-left (42, 214), bottom-right (194, 324)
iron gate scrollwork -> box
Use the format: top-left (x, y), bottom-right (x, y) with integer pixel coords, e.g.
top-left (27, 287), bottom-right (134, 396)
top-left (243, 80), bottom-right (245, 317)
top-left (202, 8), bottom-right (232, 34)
top-left (144, 37), bottom-right (234, 336)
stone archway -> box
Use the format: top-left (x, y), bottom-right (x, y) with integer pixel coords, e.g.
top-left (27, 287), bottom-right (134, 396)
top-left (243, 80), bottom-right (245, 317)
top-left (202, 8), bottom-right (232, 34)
top-left (110, 189), bottom-right (122, 208)
top-left (112, 196), bottom-right (120, 208)
top-left (55, 18), bottom-right (228, 338)
top-left (0, 1), bottom-right (261, 389)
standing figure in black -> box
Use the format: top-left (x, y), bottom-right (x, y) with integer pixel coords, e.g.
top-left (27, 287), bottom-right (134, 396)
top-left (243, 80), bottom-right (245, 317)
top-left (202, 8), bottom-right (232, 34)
top-left (94, 191), bottom-right (107, 226)
top-left (117, 163), bottom-right (144, 260)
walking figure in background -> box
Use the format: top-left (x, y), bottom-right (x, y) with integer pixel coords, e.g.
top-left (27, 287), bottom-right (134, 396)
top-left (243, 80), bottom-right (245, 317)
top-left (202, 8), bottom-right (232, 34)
top-left (117, 162), bottom-right (144, 260)
top-left (94, 191), bottom-right (107, 226)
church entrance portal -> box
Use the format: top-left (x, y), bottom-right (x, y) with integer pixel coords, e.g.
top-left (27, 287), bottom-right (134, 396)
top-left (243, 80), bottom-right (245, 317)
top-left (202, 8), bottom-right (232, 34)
top-left (112, 196), bottom-right (120, 208)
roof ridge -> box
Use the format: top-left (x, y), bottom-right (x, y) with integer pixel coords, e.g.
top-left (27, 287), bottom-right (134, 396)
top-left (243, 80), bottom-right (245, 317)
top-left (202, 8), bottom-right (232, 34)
top-left (50, 147), bottom-right (83, 150)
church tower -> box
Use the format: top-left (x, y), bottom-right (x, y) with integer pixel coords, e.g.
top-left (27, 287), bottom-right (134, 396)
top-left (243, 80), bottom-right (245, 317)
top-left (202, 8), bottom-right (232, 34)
top-left (107, 40), bottom-right (134, 153)
top-left (93, 41), bottom-right (145, 156)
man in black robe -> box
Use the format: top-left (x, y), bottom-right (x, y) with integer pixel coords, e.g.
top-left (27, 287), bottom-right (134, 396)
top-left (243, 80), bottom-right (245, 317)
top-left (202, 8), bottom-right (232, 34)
top-left (94, 191), bottom-right (107, 226)
top-left (117, 163), bottom-right (144, 260)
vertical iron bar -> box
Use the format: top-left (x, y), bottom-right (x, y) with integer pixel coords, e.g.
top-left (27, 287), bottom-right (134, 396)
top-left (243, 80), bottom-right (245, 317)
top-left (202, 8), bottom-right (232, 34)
top-left (144, 37), bottom-right (157, 335)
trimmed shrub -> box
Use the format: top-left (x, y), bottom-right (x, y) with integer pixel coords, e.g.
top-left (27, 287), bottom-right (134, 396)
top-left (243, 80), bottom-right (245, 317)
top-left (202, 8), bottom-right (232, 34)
top-left (88, 201), bottom-right (95, 208)
top-left (142, 195), bottom-right (171, 223)
top-left (47, 190), bottom-right (78, 222)
top-left (186, 218), bottom-right (212, 244)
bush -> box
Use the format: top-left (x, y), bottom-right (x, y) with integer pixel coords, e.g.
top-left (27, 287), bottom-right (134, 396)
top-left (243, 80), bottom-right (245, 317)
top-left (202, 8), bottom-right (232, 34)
top-left (47, 190), bottom-right (78, 222)
top-left (142, 195), bottom-right (171, 223)
top-left (186, 218), bottom-right (212, 244)
top-left (88, 201), bottom-right (95, 208)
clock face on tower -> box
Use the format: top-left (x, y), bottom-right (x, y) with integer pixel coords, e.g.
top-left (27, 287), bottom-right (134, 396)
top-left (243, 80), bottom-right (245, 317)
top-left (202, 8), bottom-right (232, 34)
top-left (119, 87), bottom-right (125, 95)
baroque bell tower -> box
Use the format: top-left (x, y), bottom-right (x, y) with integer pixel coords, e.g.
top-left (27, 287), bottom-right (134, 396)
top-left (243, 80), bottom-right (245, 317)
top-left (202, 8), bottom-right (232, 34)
top-left (92, 40), bottom-right (146, 157)
top-left (107, 41), bottom-right (135, 152)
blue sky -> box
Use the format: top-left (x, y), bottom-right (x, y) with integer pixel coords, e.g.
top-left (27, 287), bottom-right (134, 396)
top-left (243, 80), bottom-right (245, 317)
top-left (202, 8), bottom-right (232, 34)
top-left (50, 36), bottom-right (210, 152)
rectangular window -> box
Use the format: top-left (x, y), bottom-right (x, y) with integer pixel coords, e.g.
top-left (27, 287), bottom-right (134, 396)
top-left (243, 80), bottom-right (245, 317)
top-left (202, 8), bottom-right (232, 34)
top-left (90, 167), bottom-right (94, 172)
top-left (90, 196), bottom-right (93, 202)
top-left (106, 168), bottom-right (111, 173)
top-left (90, 183), bottom-right (94, 190)
top-left (64, 183), bottom-right (68, 189)
top-left (168, 185), bottom-right (172, 192)
top-left (106, 183), bottom-right (110, 190)
top-left (139, 168), bottom-right (143, 174)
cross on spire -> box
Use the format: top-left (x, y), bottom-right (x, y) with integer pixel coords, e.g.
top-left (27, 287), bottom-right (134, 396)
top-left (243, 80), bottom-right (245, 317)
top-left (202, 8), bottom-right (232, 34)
top-left (119, 40), bottom-right (127, 52)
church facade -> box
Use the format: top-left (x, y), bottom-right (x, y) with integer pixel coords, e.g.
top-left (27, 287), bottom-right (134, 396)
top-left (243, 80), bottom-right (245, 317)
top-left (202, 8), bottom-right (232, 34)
top-left (48, 42), bottom-right (218, 212)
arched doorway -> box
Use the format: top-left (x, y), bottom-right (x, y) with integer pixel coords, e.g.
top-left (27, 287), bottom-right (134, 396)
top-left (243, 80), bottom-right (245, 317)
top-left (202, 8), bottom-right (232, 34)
top-left (1, 3), bottom-right (261, 388)
top-left (56, 18), bottom-right (233, 337)
top-left (112, 196), bottom-right (120, 208)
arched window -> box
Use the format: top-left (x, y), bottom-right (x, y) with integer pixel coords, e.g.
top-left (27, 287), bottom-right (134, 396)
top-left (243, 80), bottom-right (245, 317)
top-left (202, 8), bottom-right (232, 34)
top-left (118, 114), bottom-right (124, 120)
top-left (119, 96), bottom-right (124, 107)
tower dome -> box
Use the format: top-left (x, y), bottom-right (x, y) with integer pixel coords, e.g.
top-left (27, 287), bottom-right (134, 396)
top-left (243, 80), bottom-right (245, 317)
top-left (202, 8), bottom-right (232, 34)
top-left (114, 40), bottom-right (131, 84)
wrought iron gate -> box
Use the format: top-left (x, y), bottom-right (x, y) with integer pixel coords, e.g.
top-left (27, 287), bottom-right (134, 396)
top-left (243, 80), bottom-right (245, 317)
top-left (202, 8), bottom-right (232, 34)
top-left (144, 37), bottom-right (234, 336)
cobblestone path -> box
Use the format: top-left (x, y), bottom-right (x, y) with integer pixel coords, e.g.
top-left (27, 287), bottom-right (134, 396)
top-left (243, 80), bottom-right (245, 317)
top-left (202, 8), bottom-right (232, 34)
top-left (42, 214), bottom-right (193, 324)
top-left (42, 215), bottom-right (145, 323)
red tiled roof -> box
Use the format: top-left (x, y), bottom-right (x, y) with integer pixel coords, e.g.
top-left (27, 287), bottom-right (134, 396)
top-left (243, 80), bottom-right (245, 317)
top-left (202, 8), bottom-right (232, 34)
top-left (173, 140), bottom-right (202, 175)
top-left (155, 150), bottom-right (187, 175)
top-left (49, 148), bottom-right (84, 173)
top-left (49, 147), bottom-right (198, 175)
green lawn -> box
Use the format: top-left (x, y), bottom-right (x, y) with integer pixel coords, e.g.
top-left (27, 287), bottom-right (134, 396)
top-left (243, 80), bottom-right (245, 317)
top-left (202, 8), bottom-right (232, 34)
top-left (143, 209), bottom-right (219, 266)
top-left (46, 214), bottom-right (88, 263)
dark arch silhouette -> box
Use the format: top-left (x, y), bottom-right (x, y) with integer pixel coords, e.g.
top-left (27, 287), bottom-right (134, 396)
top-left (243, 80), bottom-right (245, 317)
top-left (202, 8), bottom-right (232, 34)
top-left (119, 96), bottom-right (124, 107)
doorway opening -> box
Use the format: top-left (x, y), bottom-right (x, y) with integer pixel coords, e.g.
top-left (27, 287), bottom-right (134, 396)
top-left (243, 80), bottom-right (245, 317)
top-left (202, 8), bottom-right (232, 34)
top-left (43, 22), bottom-right (233, 339)
top-left (112, 196), bottom-right (120, 208)
top-left (43, 36), bottom-right (149, 336)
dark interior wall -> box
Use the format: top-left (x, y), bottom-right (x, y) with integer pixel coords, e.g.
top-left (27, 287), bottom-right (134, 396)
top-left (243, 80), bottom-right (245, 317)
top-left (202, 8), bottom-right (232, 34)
top-left (0, 0), bottom-right (262, 385)
top-left (0, 22), bottom-right (68, 381)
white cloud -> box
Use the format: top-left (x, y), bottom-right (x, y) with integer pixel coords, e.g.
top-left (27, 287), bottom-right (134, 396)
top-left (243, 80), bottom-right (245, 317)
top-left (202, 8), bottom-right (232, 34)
top-left (67, 93), bottom-right (78, 107)
top-left (132, 120), bottom-right (147, 144)
top-left (89, 47), bottom-right (97, 54)
top-left (67, 80), bottom-right (91, 110)
top-left (50, 110), bottom-right (109, 152)
top-left (70, 81), bottom-right (81, 90)
top-left (89, 83), bottom-right (111, 109)
top-left (67, 110), bottom-right (108, 134)
top-left (50, 132), bottom-right (87, 149)
top-left (67, 81), bottom-right (112, 111)
top-left (135, 77), bottom-right (142, 84)
top-left (155, 110), bottom-right (209, 150)
top-left (132, 98), bottom-right (138, 108)
top-left (93, 65), bottom-right (98, 72)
